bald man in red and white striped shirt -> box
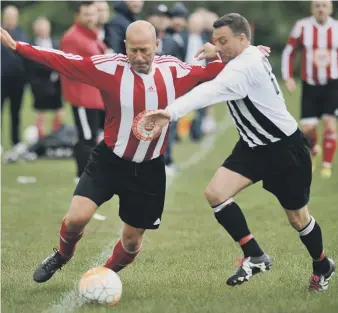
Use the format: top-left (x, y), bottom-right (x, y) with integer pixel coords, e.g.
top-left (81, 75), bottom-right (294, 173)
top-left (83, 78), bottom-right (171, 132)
top-left (282, 0), bottom-right (338, 179)
top-left (1, 20), bottom-right (227, 283)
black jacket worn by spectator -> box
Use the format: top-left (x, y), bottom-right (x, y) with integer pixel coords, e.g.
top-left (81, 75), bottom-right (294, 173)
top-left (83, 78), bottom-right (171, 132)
top-left (105, 1), bottom-right (137, 54)
top-left (1, 26), bottom-right (28, 79)
top-left (1, 26), bottom-right (28, 146)
top-left (156, 31), bottom-right (181, 58)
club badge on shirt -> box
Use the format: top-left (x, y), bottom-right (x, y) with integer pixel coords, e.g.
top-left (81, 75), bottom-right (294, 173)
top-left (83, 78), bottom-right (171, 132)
top-left (314, 49), bottom-right (331, 69)
top-left (132, 110), bottom-right (161, 141)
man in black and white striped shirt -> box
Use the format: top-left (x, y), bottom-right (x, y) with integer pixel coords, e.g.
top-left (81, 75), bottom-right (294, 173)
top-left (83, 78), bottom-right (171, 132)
top-left (143, 13), bottom-right (335, 291)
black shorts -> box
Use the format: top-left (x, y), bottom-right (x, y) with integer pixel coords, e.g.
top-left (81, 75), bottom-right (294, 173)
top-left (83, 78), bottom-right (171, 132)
top-left (74, 141), bottom-right (166, 229)
top-left (301, 79), bottom-right (338, 120)
top-left (34, 95), bottom-right (63, 111)
top-left (222, 129), bottom-right (312, 210)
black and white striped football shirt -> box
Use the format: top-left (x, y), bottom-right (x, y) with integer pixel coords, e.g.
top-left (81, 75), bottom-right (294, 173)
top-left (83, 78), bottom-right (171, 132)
top-left (167, 46), bottom-right (298, 148)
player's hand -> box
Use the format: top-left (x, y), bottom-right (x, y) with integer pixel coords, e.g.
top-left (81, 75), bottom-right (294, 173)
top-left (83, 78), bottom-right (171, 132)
top-left (0, 27), bottom-right (16, 50)
top-left (143, 109), bottom-right (171, 131)
top-left (285, 78), bottom-right (297, 94)
top-left (257, 45), bottom-right (271, 57)
top-left (194, 42), bottom-right (217, 61)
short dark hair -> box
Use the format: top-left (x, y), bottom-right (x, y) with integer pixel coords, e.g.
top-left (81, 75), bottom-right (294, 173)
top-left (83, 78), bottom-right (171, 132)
top-left (74, 1), bottom-right (94, 13)
top-left (213, 13), bottom-right (251, 41)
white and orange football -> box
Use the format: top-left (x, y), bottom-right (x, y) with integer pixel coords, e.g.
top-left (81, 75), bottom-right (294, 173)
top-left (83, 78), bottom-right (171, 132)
top-left (79, 267), bottom-right (122, 307)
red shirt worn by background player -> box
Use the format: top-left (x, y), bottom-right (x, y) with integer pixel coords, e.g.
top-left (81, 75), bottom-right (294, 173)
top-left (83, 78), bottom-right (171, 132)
top-left (282, 16), bottom-right (338, 86)
top-left (16, 42), bottom-right (225, 162)
top-left (60, 23), bottom-right (107, 109)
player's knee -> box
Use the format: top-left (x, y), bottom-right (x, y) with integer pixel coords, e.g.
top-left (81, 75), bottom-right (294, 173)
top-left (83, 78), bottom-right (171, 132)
top-left (122, 227), bottom-right (145, 253)
top-left (64, 213), bottom-right (88, 232)
top-left (122, 235), bottom-right (143, 253)
top-left (204, 185), bottom-right (229, 207)
top-left (66, 196), bottom-right (97, 230)
top-left (286, 212), bottom-right (310, 231)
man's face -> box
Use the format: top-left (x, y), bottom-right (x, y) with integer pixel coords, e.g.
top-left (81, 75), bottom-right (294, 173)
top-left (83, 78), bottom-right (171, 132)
top-left (126, 36), bottom-right (158, 74)
top-left (3, 7), bottom-right (19, 30)
top-left (76, 4), bottom-right (98, 30)
top-left (33, 19), bottom-right (50, 38)
top-left (312, 1), bottom-right (332, 24)
top-left (213, 26), bottom-right (245, 63)
top-left (171, 16), bottom-right (186, 33)
top-left (188, 13), bottom-right (204, 34)
top-left (95, 1), bottom-right (110, 26)
top-left (126, 0), bottom-right (144, 14)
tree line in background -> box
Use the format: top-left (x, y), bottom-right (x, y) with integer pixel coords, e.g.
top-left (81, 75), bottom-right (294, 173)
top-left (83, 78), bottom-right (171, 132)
top-left (1, 1), bottom-right (338, 77)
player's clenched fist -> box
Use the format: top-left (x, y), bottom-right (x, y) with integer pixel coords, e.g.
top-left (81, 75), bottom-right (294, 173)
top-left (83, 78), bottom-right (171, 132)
top-left (0, 27), bottom-right (17, 50)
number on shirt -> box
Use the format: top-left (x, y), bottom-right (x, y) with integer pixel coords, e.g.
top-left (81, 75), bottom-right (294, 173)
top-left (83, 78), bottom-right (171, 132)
top-left (262, 57), bottom-right (280, 95)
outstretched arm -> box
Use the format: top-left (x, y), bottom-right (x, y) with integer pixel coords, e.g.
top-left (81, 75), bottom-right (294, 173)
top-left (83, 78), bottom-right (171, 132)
top-left (168, 68), bottom-right (248, 121)
top-left (173, 43), bottom-right (271, 97)
top-left (1, 27), bottom-right (118, 90)
top-left (142, 67), bottom-right (249, 131)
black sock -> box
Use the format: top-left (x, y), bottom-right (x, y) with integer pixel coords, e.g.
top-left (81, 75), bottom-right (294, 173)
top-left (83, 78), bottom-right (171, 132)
top-left (298, 216), bottom-right (330, 274)
top-left (213, 200), bottom-right (263, 258)
top-left (241, 238), bottom-right (264, 258)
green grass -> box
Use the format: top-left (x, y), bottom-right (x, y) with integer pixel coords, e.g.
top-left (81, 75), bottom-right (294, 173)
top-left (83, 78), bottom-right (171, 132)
top-left (1, 84), bottom-right (337, 313)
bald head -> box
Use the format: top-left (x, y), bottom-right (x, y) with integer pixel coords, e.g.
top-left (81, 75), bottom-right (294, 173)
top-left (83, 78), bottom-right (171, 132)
top-left (2, 5), bottom-right (19, 30)
top-left (125, 21), bottom-right (158, 74)
top-left (126, 20), bottom-right (156, 42)
top-left (312, 0), bottom-right (333, 24)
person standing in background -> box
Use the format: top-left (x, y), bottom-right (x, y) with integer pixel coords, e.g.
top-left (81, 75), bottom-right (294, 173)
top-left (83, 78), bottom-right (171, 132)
top-left (196, 8), bottom-right (219, 135)
top-left (147, 4), bottom-right (181, 58)
top-left (282, 0), bottom-right (338, 179)
top-left (105, 0), bottom-right (144, 54)
top-left (94, 0), bottom-right (112, 135)
top-left (167, 2), bottom-right (189, 61)
top-left (27, 17), bottom-right (64, 139)
top-left (60, 1), bottom-right (106, 183)
top-left (184, 11), bottom-right (212, 142)
top-left (1, 5), bottom-right (28, 155)
top-left (94, 0), bottom-right (113, 52)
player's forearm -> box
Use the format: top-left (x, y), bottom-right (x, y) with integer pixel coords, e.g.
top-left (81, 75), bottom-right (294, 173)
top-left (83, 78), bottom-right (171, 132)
top-left (166, 81), bottom-right (227, 121)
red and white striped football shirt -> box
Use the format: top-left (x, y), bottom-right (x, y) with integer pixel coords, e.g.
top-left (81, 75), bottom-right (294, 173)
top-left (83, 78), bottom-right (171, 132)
top-left (282, 16), bottom-right (338, 85)
top-left (16, 42), bottom-right (225, 162)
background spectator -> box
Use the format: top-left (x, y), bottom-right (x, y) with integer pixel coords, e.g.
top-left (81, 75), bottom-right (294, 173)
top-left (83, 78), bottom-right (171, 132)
top-left (27, 16), bottom-right (64, 139)
top-left (105, 0), bottom-right (144, 54)
top-left (1, 5), bottom-right (28, 155)
top-left (147, 4), bottom-right (181, 57)
top-left (60, 1), bottom-right (106, 182)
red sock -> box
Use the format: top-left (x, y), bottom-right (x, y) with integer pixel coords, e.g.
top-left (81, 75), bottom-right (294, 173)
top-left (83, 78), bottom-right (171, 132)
top-left (58, 218), bottom-right (83, 260)
top-left (52, 116), bottom-right (62, 132)
top-left (304, 129), bottom-right (318, 154)
top-left (104, 240), bottom-right (140, 272)
top-left (322, 131), bottom-right (337, 167)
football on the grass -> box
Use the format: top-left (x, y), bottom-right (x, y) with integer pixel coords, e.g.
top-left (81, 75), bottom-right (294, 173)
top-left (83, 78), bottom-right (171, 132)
top-left (79, 267), bottom-right (122, 307)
